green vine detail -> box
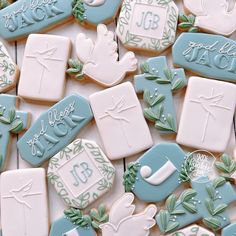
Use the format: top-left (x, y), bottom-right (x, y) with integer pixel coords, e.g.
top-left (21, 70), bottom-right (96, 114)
top-left (72, 0), bottom-right (86, 22)
top-left (67, 59), bottom-right (84, 81)
top-left (203, 177), bottom-right (227, 231)
top-left (178, 13), bottom-right (199, 33)
top-left (215, 154), bottom-right (236, 182)
top-left (64, 204), bottom-right (109, 230)
top-left (123, 162), bottom-right (140, 192)
top-left (0, 106), bottom-right (23, 134)
top-left (159, 189), bottom-right (199, 234)
top-left (179, 153), bottom-right (195, 183)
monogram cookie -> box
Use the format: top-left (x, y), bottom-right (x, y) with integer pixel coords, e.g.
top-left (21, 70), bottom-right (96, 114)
top-left (48, 139), bottom-right (115, 209)
top-left (116, 0), bottom-right (179, 53)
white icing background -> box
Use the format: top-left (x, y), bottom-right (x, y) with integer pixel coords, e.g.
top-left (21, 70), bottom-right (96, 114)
top-left (0, 0), bottom-right (235, 235)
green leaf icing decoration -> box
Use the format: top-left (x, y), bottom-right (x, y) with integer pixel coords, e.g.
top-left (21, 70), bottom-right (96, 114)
top-left (123, 162), bottom-right (140, 192)
top-left (178, 13), bottom-right (199, 33)
top-left (64, 204), bottom-right (108, 230)
top-left (67, 59), bottom-right (84, 80)
top-left (179, 153), bottom-right (195, 183)
top-left (72, 0), bottom-right (86, 22)
top-left (0, 0), bottom-right (9, 9)
top-left (215, 154), bottom-right (236, 182)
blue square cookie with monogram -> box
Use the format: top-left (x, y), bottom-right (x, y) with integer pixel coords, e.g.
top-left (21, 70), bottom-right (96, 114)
top-left (17, 94), bottom-right (93, 167)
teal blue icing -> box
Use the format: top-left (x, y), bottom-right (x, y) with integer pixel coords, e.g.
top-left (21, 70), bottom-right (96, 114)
top-left (0, 95), bottom-right (29, 172)
top-left (134, 56), bottom-right (186, 134)
top-left (49, 217), bottom-right (96, 236)
top-left (0, 0), bottom-right (73, 40)
top-left (172, 33), bottom-right (236, 83)
top-left (132, 143), bottom-right (186, 202)
top-left (222, 222), bottom-right (236, 236)
top-left (83, 0), bottom-right (121, 25)
top-left (17, 94), bottom-right (93, 167)
top-left (156, 177), bottom-right (236, 233)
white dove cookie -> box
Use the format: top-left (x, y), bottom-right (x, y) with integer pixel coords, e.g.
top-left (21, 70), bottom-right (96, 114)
top-left (100, 193), bottom-right (157, 236)
top-left (179, 0), bottom-right (236, 35)
top-left (67, 24), bottom-right (137, 87)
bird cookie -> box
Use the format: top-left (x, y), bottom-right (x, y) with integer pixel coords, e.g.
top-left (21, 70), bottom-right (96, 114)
top-left (67, 24), bottom-right (137, 87)
top-left (179, 0), bottom-right (236, 35)
top-left (100, 193), bottom-right (157, 236)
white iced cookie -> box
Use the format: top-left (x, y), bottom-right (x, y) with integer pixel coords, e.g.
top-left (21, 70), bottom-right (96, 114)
top-left (48, 139), bottom-right (115, 209)
top-left (1, 168), bottom-right (49, 236)
top-left (182, 0), bottom-right (236, 35)
top-left (89, 82), bottom-right (153, 160)
top-left (177, 77), bottom-right (236, 153)
top-left (0, 41), bottom-right (19, 92)
top-left (100, 193), bottom-right (157, 236)
top-left (18, 34), bottom-right (71, 102)
top-left (71, 24), bottom-right (137, 87)
top-left (116, 0), bottom-right (179, 54)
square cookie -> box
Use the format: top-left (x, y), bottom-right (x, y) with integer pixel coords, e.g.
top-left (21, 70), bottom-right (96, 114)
top-left (177, 77), bottom-right (236, 152)
top-left (18, 34), bottom-right (71, 102)
top-left (1, 168), bottom-right (49, 236)
top-left (90, 82), bottom-right (153, 160)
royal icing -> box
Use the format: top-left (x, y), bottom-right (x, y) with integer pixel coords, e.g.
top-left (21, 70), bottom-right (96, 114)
top-left (116, 0), bottom-right (179, 53)
top-left (1, 168), bottom-right (49, 236)
top-left (166, 224), bottom-right (215, 236)
top-left (177, 77), bottom-right (236, 153)
top-left (0, 94), bottom-right (30, 172)
top-left (123, 143), bottom-right (186, 202)
top-left (135, 56), bottom-right (187, 134)
top-left (0, 41), bottom-right (19, 92)
top-left (100, 193), bottom-right (157, 236)
top-left (18, 34), bottom-right (71, 102)
top-left (48, 139), bottom-right (115, 209)
top-left (222, 222), bottom-right (236, 236)
top-left (0, 0), bottom-right (73, 40)
top-left (183, 0), bottom-right (236, 35)
top-left (172, 33), bottom-right (236, 83)
top-left (89, 82), bottom-right (153, 160)
top-left (156, 177), bottom-right (236, 234)
top-left (17, 94), bottom-right (93, 167)
top-left (49, 217), bottom-right (97, 236)
top-left (68, 24), bottom-right (137, 87)
top-left (72, 0), bottom-right (122, 26)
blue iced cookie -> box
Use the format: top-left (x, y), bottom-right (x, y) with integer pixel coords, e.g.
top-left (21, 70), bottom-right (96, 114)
top-left (0, 0), bottom-right (73, 41)
top-left (123, 143), bottom-right (186, 202)
top-left (156, 177), bottom-right (236, 234)
top-left (173, 33), bottom-right (236, 83)
top-left (72, 0), bottom-right (122, 26)
top-left (134, 57), bottom-right (187, 134)
top-left (0, 94), bottom-right (30, 172)
top-left (49, 217), bottom-right (96, 236)
top-left (222, 222), bottom-right (236, 236)
top-left (17, 94), bottom-right (93, 167)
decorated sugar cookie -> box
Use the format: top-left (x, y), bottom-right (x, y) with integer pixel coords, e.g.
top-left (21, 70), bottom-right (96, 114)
top-left (156, 177), bottom-right (236, 234)
top-left (0, 41), bottom-right (19, 93)
top-left (0, 0), bottom-right (73, 41)
top-left (72, 0), bottom-right (122, 26)
top-left (166, 224), bottom-right (215, 236)
top-left (48, 139), bottom-right (115, 209)
top-left (17, 94), bottom-right (93, 167)
top-left (0, 95), bottom-right (30, 172)
top-left (89, 82), bottom-right (153, 160)
top-left (100, 193), bottom-right (157, 236)
top-left (67, 24), bottom-right (137, 87)
top-left (222, 222), bottom-right (236, 236)
top-left (116, 0), bottom-right (179, 54)
top-left (123, 143), bottom-right (186, 202)
top-left (18, 34), bottom-right (71, 102)
top-left (179, 0), bottom-right (236, 35)
top-left (172, 33), bottom-right (236, 83)
top-left (134, 57), bottom-right (187, 134)
top-left (1, 168), bottom-right (49, 236)
top-left (177, 77), bottom-right (236, 153)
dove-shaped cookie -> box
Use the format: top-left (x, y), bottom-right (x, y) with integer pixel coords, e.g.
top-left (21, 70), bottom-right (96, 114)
top-left (100, 193), bottom-right (157, 236)
top-left (70, 24), bottom-right (137, 87)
